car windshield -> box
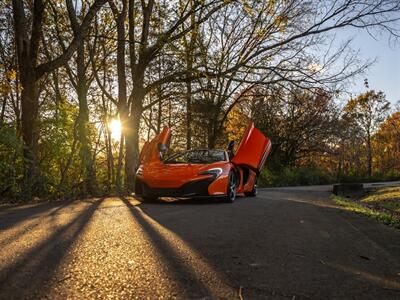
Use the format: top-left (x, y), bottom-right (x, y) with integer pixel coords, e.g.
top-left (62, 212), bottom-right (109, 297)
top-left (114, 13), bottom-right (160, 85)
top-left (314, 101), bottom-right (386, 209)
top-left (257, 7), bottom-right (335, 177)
top-left (164, 150), bottom-right (227, 164)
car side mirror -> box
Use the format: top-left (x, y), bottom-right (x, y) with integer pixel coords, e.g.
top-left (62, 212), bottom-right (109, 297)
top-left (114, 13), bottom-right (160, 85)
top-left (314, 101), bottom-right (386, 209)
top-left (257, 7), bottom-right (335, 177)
top-left (158, 143), bottom-right (167, 153)
top-left (227, 140), bottom-right (235, 159)
top-left (227, 140), bottom-right (235, 151)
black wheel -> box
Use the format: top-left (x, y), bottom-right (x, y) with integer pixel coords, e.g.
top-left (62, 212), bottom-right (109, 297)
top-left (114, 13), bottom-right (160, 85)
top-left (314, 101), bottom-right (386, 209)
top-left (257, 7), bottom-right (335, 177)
top-left (224, 171), bottom-right (236, 203)
top-left (244, 183), bottom-right (257, 197)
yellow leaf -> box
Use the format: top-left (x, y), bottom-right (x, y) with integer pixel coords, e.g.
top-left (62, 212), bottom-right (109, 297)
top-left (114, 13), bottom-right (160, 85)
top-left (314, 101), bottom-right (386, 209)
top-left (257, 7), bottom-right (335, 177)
top-left (6, 70), bottom-right (16, 80)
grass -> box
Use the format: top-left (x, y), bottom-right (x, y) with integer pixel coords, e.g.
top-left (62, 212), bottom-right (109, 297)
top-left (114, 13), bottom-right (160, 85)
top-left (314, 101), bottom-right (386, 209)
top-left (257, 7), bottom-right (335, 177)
top-left (331, 187), bottom-right (400, 229)
top-left (361, 187), bottom-right (400, 213)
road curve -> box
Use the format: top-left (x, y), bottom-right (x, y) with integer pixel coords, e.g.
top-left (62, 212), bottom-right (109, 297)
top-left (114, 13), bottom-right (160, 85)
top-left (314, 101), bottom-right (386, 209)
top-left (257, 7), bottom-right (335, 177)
top-left (0, 186), bottom-right (399, 299)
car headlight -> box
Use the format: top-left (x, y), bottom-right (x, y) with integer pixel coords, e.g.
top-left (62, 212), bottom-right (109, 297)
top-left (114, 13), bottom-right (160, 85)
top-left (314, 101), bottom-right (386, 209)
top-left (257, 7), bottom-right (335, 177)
top-left (198, 167), bottom-right (223, 178)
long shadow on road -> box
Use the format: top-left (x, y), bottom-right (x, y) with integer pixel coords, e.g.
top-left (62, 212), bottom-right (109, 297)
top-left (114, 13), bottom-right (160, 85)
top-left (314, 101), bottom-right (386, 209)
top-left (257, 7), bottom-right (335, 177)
top-left (0, 201), bottom-right (72, 231)
top-left (136, 192), bottom-right (400, 299)
top-left (0, 201), bottom-right (72, 247)
top-left (1, 194), bottom-right (399, 299)
top-left (0, 198), bottom-right (103, 299)
top-left (121, 197), bottom-right (237, 299)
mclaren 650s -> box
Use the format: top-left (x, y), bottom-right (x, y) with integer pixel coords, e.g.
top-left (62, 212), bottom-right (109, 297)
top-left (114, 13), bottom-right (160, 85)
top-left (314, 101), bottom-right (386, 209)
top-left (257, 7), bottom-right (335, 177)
top-left (135, 121), bottom-right (271, 203)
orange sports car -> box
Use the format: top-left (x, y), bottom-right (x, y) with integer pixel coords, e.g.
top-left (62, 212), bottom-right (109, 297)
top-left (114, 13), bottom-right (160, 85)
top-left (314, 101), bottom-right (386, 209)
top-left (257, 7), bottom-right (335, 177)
top-left (135, 122), bottom-right (271, 203)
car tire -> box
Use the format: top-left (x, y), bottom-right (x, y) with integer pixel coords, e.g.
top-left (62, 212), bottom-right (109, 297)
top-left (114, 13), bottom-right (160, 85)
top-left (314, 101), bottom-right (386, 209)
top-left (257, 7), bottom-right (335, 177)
top-left (224, 171), bottom-right (236, 203)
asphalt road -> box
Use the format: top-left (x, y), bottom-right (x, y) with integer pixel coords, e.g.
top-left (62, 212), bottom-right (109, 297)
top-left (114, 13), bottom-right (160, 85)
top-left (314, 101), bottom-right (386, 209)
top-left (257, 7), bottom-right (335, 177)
top-left (0, 185), bottom-right (399, 299)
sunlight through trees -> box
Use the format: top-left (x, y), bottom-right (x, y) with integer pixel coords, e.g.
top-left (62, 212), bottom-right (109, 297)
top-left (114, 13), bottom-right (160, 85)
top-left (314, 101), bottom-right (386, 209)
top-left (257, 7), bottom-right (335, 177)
top-left (0, 0), bottom-right (399, 200)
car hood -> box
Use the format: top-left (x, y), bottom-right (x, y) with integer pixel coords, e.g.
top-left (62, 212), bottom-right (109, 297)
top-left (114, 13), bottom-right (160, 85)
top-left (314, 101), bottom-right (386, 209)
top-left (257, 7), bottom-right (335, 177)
top-left (141, 161), bottom-right (226, 188)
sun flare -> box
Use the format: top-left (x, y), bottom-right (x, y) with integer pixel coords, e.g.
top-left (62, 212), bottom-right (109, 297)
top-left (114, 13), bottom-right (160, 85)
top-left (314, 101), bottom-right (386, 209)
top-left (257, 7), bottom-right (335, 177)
top-left (109, 119), bottom-right (121, 141)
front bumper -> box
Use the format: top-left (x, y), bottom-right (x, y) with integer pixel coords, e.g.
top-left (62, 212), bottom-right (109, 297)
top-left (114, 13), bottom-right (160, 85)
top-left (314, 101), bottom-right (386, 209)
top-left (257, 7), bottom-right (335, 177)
top-left (135, 176), bottom-right (215, 198)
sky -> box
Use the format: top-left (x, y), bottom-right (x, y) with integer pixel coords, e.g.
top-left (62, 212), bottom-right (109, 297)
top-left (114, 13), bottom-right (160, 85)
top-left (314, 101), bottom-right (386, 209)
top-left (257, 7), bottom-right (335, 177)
top-left (343, 28), bottom-right (400, 105)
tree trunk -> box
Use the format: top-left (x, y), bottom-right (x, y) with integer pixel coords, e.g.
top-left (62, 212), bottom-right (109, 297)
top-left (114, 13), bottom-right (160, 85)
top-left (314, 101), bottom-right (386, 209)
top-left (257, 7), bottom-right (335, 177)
top-left (184, 5), bottom-right (196, 150)
top-left (207, 119), bottom-right (216, 149)
top-left (0, 96), bottom-right (6, 123)
top-left (186, 81), bottom-right (192, 150)
top-left (337, 142), bottom-right (344, 180)
top-left (100, 69), bottom-right (114, 193)
top-left (207, 110), bottom-right (220, 149)
top-left (13, 0), bottom-right (44, 199)
top-left (156, 86), bottom-right (162, 134)
top-left (20, 68), bottom-right (40, 198)
top-left (125, 88), bottom-right (143, 193)
top-left (367, 131), bottom-right (372, 178)
top-left (76, 43), bottom-right (97, 196)
top-left (185, 50), bottom-right (193, 149)
top-left (114, 8), bottom-right (128, 193)
top-left (116, 134), bottom-right (124, 193)
top-left (105, 118), bottom-right (114, 192)
top-left (147, 103), bottom-right (153, 140)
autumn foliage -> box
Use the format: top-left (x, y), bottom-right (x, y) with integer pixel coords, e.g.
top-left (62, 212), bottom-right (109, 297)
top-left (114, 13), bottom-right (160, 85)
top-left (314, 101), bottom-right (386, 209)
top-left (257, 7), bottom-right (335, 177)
top-left (1, 0), bottom-right (400, 201)
top-left (224, 89), bottom-right (399, 186)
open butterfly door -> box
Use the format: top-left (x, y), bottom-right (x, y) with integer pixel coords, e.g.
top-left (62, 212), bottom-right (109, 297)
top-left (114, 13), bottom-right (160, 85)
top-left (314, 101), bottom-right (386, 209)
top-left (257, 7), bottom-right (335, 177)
top-left (230, 122), bottom-right (271, 173)
top-left (139, 127), bottom-right (171, 164)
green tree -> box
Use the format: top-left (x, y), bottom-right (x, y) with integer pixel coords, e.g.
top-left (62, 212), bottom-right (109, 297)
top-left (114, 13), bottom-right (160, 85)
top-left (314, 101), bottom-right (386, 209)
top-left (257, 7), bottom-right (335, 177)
top-left (12, 0), bottom-right (107, 198)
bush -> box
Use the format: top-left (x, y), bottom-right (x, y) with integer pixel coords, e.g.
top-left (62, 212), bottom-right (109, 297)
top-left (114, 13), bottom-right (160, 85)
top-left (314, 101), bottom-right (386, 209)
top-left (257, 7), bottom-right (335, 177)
top-left (383, 171), bottom-right (400, 182)
top-left (259, 167), bottom-right (400, 188)
top-left (258, 167), bottom-right (335, 187)
top-left (0, 124), bottom-right (23, 200)
top-left (337, 171), bottom-right (400, 184)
